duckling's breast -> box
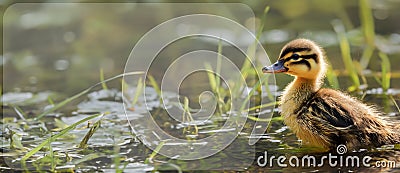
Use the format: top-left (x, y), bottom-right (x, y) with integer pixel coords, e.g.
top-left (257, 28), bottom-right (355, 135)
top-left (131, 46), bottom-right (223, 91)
top-left (279, 81), bottom-right (330, 148)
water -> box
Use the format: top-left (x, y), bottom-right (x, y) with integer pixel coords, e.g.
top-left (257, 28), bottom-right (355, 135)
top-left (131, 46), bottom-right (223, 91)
top-left (2, 1), bottom-right (400, 172)
top-left (1, 87), bottom-right (399, 172)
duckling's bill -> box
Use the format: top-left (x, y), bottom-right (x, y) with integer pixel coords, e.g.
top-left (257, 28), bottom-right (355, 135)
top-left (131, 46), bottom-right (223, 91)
top-left (262, 60), bottom-right (287, 73)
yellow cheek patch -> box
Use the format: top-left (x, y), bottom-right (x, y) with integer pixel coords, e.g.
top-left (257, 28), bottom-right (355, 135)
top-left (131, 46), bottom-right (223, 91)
top-left (296, 65), bottom-right (310, 72)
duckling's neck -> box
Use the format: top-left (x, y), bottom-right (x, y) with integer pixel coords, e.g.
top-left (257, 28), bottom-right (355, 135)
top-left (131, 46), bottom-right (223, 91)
top-left (280, 77), bottom-right (321, 117)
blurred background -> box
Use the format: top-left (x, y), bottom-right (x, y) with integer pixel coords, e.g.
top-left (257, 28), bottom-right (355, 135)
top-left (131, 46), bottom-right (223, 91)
top-left (2, 0), bottom-right (400, 96)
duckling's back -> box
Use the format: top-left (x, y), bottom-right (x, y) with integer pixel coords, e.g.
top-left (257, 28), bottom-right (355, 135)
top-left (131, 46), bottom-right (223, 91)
top-left (294, 88), bottom-right (400, 150)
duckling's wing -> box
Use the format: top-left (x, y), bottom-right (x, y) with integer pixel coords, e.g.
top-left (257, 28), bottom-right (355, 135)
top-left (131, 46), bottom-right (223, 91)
top-left (296, 89), bottom-right (400, 148)
top-left (297, 91), bottom-right (355, 128)
top-left (298, 110), bottom-right (355, 146)
top-left (295, 89), bottom-right (360, 146)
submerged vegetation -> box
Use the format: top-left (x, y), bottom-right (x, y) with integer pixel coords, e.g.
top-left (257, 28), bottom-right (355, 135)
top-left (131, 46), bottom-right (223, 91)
top-left (2, 0), bottom-right (400, 172)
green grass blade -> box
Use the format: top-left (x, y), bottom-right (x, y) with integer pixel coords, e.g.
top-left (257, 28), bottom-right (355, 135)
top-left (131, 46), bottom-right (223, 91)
top-left (332, 19), bottom-right (360, 90)
top-left (237, 6), bottom-right (269, 103)
top-left (360, 47), bottom-right (375, 70)
top-left (183, 97), bottom-right (198, 135)
top-left (359, 0), bottom-right (376, 68)
top-left (240, 75), bottom-right (268, 112)
top-left (147, 75), bottom-right (161, 97)
top-left (145, 141), bottom-right (165, 164)
top-left (132, 77), bottom-right (144, 105)
top-left (326, 65), bottom-right (340, 89)
top-left (114, 142), bottom-right (124, 173)
top-left (22, 113), bottom-right (103, 161)
top-left (271, 116), bottom-right (284, 122)
top-left (35, 71), bottom-right (144, 120)
top-left (262, 74), bottom-right (275, 101)
top-left (389, 95), bottom-right (400, 113)
top-left (47, 96), bottom-right (55, 105)
top-left (247, 115), bottom-right (271, 122)
top-left (78, 115), bottom-right (103, 148)
top-left (11, 133), bottom-right (24, 150)
top-left (100, 68), bottom-right (108, 90)
top-left (204, 63), bottom-right (217, 92)
top-left (54, 118), bottom-right (69, 129)
top-left (13, 105), bottom-right (27, 120)
top-left (216, 39), bottom-right (222, 89)
top-left (49, 134), bottom-right (55, 172)
top-left (379, 52), bottom-right (391, 91)
top-left (246, 101), bottom-right (276, 112)
top-left (204, 62), bottom-right (225, 114)
top-left (121, 79), bottom-right (129, 92)
top-left (183, 97), bottom-right (192, 121)
top-left (359, 0), bottom-right (375, 47)
top-left (71, 153), bottom-right (105, 165)
top-left (147, 75), bottom-right (163, 105)
top-left (36, 89), bottom-right (85, 120)
top-left (240, 6), bottom-right (269, 75)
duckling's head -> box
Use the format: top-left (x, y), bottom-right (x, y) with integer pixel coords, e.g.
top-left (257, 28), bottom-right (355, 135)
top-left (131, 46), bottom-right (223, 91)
top-left (262, 39), bottom-right (327, 82)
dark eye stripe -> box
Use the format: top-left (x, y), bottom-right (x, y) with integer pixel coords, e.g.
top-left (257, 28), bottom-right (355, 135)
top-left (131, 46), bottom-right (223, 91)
top-left (290, 59), bottom-right (311, 70)
top-left (301, 54), bottom-right (318, 63)
top-left (280, 47), bottom-right (311, 58)
top-left (284, 53), bottom-right (317, 63)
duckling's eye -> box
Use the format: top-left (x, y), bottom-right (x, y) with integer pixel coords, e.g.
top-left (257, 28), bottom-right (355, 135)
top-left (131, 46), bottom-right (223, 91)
top-left (291, 54), bottom-right (300, 60)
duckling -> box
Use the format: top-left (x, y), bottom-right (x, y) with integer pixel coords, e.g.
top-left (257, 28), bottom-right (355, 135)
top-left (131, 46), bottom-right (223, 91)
top-left (262, 38), bottom-right (399, 151)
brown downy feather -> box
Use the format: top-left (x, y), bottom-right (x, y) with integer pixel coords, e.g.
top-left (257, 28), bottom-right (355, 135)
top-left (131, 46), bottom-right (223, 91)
top-left (263, 38), bottom-right (400, 151)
